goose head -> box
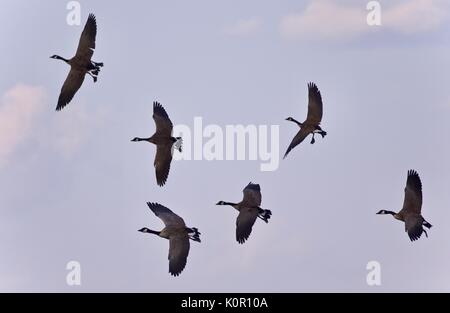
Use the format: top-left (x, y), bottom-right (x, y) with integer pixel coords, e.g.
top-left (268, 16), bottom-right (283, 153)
top-left (376, 210), bottom-right (396, 215)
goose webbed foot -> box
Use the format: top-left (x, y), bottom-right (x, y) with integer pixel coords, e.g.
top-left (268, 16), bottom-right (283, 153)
top-left (257, 211), bottom-right (271, 223)
top-left (174, 137), bottom-right (183, 153)
top-left (257, 215), bottom-right (268, 223)
top-left (189, 235), bottom-right (201, 242)
top-left (320, 130), bottom-right (327, 138)
top-left (87, 71), bottom-right (98, 83)
top-left (93, 61), bottom-right (104, 67)
top-left (310, 134), bottom-right (316, 144)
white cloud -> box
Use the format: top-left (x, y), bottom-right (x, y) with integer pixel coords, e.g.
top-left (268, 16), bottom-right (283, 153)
top-left (224, 17), bottom-right (263, 37)
top-left (0, 84), bottom-right (45, 167)
top-left (50, 105), bottom-right (109, 158)
top-left (280, 0), bottom-right (449, 41)
top-left (280, 1), bottom-right (366, 40)
top-left (0, 84), bottom-right (107, 166)
top-left (384, 0), bottom-right (448, 34)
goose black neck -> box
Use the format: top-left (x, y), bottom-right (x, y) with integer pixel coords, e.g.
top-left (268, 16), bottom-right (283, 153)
top-left (292, 118), bottom-right (303, 127)
top-left (288, 118), bottom-right (302, 127)
top-left (132, 137), bottom-right (150, 142)
top-left (53, 55), bottom-right (70, 63)
top-left (220, 201), bottom-right (237, 206)
top-left (140, 228), bottom-right (160, 235)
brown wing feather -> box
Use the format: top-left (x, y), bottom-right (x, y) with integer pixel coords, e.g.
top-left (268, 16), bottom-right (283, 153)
top-left (401, 170), bottom-right (423, 215)
top-left (283, 127), bottom-right (311, 159)
top-left (236, 208), bottom-right (258, 244)
top-left (154, 145), bottom-right (172, 187)
top-left (146, 202), bottom-right (185, 227)
top-left (153, 101), bottom-right (173, 136)
top-left (242, 183), bottom-right (262, 207)
top-left (405, 215), bottom-right (425, 241)
top-left (56, 68), bottom-right (85, 111)
top-left (306, 82), bottom-right (323, 125)
top-left (75, 14), bottom-right (97, 61)
top-left (168, 234), bottom-right (190, 276)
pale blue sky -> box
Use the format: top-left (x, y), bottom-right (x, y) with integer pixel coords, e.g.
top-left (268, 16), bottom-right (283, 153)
top-left (1, 0), bottom-right (450, 292)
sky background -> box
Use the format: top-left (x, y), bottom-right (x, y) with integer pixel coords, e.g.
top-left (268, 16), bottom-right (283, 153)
top-left (1, 0), bottom-right (450, 292)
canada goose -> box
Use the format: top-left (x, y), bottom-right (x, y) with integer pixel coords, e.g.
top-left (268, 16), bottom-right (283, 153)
top-left (139, 202), bottom-right (200, 277)
top-left (284, 82), bottom-right (327, 158)
top-left (51, 13), bottom-right (103, 111)
top-left (377, 170), bottom-right (432, 242)
top-left (216, 182), bottom-right (272, 244)
top-left (131, 101), bottom-right (182, 187)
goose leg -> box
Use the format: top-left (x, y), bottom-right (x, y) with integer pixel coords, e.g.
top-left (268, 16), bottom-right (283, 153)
top-left (313, 129), bottom-right (327, 138)
top-left (310, 133), bottom-right (316, 144)
top-left (93, 61), bottom-right (104, 67)
top-left (189, 234), bottom-right (201, 242)
top-left (257, 215), bottom-right (267, 223)
top-left (86, 71), bottom-right (97, 83)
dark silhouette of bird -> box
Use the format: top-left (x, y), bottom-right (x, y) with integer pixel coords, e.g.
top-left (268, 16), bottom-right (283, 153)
top-left (377, 170), bottom-right (432, 241)
top-left (138, 202), bottom-right (200, 277)
top-left (284, 82), bottom-right (327, 158)
top-left (131, 101), bottom-right (182, 187)
top-left (51, 13), bottom-right (103, 111)
top-left (216, 182), bottom-right (272, 244)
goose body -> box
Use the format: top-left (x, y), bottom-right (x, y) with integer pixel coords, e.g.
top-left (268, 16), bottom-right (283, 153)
top-left (139, 202), bottom-right (200, 277)
top-left (216, 182), bottom-right (272, 244)
top-left (377, 170), bottom-right (432, 241)
top-left (284, 82), bottom-right (327, 158)
top-left (51, 14), bottom-right (103, 111)
top-left (131, 101), bottom-right (182, 187)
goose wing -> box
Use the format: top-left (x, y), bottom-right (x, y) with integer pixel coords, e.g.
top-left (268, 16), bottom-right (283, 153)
top-left (168, 234), bottom-right (190, 276)
top-left (153, 101), bottom-right (173, 137)
top-left (154, 144), bottom-right (172, 187)
top-left (405, 214), bottom-right (425, 241)
top-left (146, 202), bottom-right (185, 227)
top-left (56, 68), bottom-right (85, 111)
top-left (236, 208), bottom-right (258, 244)
top-left (306, 82), bottom-right (323, 125)
top-left (400, 170), bottom-right (423, 215)
top-left (242, 182), bottom-right (262, 207)
top-left (75, 13), bottom-right (97, 61)
top-left (283, 127), bottom-right (310, 159)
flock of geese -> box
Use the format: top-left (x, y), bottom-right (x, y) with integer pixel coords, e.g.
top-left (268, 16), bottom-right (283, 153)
top-left (50, 14), bottom-right (433, 277)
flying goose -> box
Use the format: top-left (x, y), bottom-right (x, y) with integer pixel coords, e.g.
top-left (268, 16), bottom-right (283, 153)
top-left (216, 182), bottom-right (272, 244)
top-left (131, 101), bottom-right (182, 187)
top-left (138, 202), bottom-right (201, 277)
top-left (284, 82), bottom-right (327, 158)
top-left (377, 170), bottom-right (432, 241)
top-left (51, 13), bottom-right (103, 111)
